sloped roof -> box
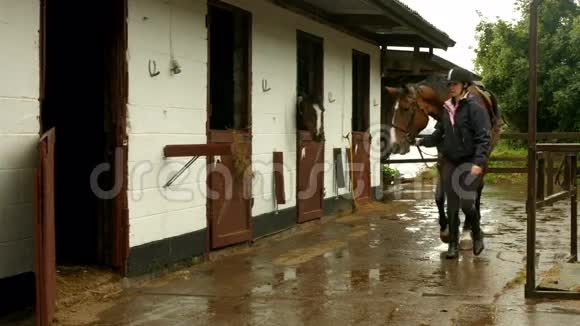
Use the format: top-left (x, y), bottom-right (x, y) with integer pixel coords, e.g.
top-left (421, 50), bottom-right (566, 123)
top-left (382, 49), bottom-right (479, 84)
top-left (271, 0), bottom-right (455, 49)
top-left (390, 0), bottom-right (452, 44)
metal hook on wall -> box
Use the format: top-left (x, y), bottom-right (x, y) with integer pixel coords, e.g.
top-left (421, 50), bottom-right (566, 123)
top-left (328, 92), bottom-right (336, 103)
top-left (170, 59), bottom-right (181, 75)
top-left (149, 60), bottom-right (160, 77)
top-left (262, 79), bottom-right (271, 92)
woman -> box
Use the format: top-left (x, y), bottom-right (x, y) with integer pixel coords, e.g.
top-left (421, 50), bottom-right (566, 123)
top-left (417, 67), bottom-right (492, 259)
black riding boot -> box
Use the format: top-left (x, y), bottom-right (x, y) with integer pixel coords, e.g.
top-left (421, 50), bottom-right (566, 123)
top-left (470, 216), bottom-right (485, 256)
top-left (467, 209), bottom-right (485, 255)
top-left (446, 215), bottom-right (460, 259)
top-left (472, 231), bottom-right (484, 255)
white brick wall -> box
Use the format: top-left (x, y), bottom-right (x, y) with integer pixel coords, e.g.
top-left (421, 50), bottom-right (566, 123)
top-left (223, 0), bottom-right (382, 216)
top-left (0, 0), bottom-right (40, 278)
top-left (126, 0), bottom-right (382, 246)
top-left (127, 0), bottom-right (208, 247)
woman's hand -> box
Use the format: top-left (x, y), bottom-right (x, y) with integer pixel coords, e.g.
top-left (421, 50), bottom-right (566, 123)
top-left (471, 164), bottom-right (483, 176)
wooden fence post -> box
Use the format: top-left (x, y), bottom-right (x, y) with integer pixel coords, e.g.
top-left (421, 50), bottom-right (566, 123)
top-left (546, 152), bottom-right (554, 196)
top-left (537, 152), bottom-right (545, 201)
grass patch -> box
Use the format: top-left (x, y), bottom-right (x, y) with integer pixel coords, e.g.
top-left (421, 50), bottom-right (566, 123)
top-left (504, 270), bottom-right (526, 289)
top-left (411, 140), bottom-right (528, 184)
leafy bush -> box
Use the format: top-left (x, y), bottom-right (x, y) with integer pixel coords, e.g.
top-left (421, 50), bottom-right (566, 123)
top-left (383, 166), bottom-right (401, 179)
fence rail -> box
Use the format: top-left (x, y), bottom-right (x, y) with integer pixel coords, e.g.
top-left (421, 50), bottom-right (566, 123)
top-left (385, 132), bottom-right (580, 176)
top-left (416, 132), bottom-right (580, 140)
top-left (502, 132), bottom-right (580, 140)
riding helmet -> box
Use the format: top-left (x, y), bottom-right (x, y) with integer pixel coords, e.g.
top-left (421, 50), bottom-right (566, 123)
top-left (447, 67), bottom-right (474, 85)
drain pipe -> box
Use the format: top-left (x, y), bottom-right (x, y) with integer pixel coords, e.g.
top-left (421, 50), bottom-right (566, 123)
top-left (343, 133), bottom-right (358, 212)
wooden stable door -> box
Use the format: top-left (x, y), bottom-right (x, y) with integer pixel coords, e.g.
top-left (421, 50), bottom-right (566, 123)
top-left (35, 129), bottom-right (56, 326)
top-left (208, 131), bottom-right (252, 249)
top-left (297, 131), bottom-right (325, 223)
top-left (348, 132), bottom-right (372, 203)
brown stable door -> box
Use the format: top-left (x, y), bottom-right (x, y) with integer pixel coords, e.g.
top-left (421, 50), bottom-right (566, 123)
top-left (207, 132), bottom-right (252, 248)
top-left (351, 50), bottom-right (372, 203)
top-left (348, 133), bottom-right (372, 203)
top-left (297, 131), bottom-right (325, 222)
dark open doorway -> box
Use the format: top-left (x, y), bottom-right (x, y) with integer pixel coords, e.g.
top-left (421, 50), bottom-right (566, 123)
top-left (208, 3), bottom-right (251, 131)
top-left (296, 30), bottom-right (324, 131)
top-left (352, 50), bottom-right (370, 132)
top-left (40, 0), bottom-right (127, 268)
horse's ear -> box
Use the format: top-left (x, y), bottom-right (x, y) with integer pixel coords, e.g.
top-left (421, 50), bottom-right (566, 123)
top-left (385, 86), bottom-right (400, 96)
top-left (406, 85), bottom-right (417, 97)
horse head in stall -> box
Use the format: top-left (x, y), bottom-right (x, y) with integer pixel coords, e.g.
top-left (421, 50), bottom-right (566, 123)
top-left (297, 93), bottom-right (325, 142)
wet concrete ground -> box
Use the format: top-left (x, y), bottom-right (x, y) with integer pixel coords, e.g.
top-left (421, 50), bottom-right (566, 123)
top-left (5, 181), bottom-right (580, 325)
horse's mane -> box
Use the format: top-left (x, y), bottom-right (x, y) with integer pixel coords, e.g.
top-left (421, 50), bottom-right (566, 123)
top-left (412, 75), bottom-right (501, 126)
top-left (418, 75), bottom-right (449, 102)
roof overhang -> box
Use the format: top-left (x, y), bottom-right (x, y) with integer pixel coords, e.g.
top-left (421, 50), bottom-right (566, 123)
top-left (382, 49), bottom-right (479, 84)
top-left (269, 0), bottom-right (455, 49)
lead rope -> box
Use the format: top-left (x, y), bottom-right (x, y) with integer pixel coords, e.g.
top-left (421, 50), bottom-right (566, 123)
top-left (416, 144), bottom-right (435, 169)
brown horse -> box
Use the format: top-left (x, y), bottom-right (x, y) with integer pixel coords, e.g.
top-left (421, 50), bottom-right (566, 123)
top-left (385, 76), bottom-right (501, 236)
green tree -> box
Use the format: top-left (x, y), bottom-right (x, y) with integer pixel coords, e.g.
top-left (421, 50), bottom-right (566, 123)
top-left (474, 0), bottom-right (580, 132)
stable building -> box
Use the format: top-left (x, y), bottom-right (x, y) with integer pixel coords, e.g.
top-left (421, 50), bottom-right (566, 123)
top-left (0, 0), bottom-right (454, 322)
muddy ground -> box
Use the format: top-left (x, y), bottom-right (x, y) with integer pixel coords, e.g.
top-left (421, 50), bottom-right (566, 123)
top-left (2, 181), bottom-right (579, 325)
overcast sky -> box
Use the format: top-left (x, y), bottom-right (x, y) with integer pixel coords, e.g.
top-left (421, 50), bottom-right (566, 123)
top-left (397, 0), bottom-right (522, 72)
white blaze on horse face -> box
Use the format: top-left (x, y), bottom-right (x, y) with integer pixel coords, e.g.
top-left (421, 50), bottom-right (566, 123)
top-left (389, 100), bottom-right (400, 146)
top-left (313, 104), bottom-right (322, 136)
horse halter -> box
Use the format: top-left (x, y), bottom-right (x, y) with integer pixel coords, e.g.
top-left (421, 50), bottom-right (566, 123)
top-left (390, 89), bottom-right (429, 143)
